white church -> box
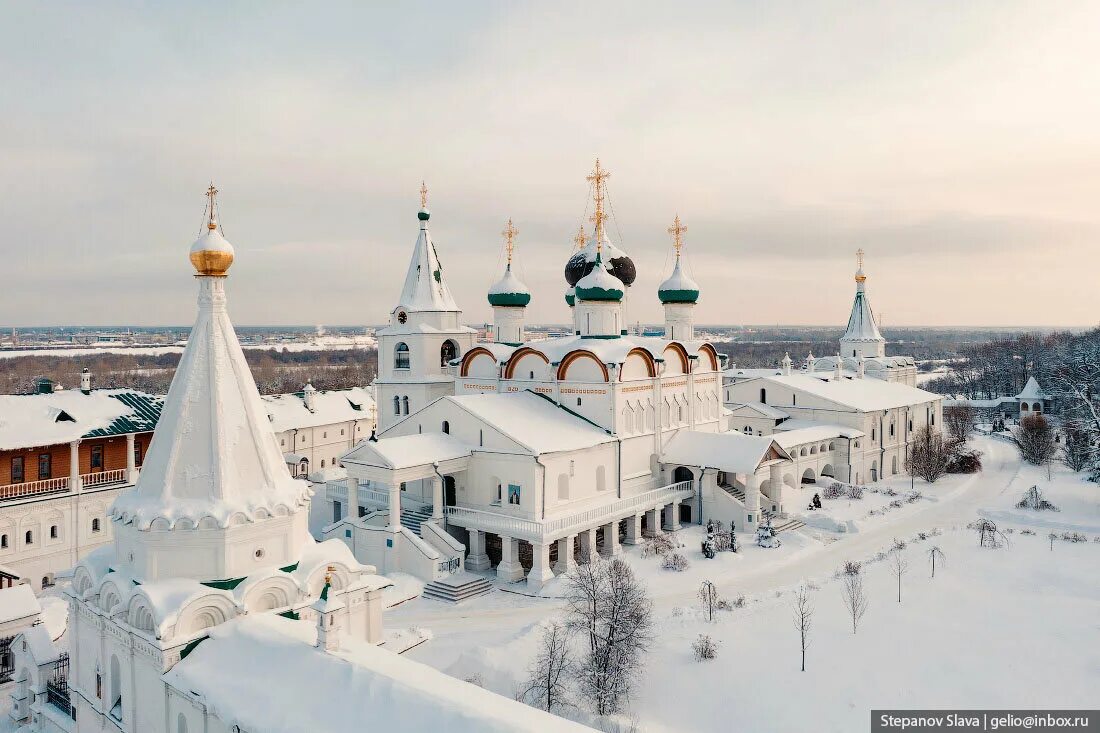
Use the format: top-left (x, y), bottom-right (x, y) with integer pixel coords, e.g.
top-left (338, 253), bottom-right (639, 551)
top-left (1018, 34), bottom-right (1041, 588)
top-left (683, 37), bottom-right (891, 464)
top-left (321, 162), bottom-right (943, 596)
top-left (10, 188), bottom-right (590, 733)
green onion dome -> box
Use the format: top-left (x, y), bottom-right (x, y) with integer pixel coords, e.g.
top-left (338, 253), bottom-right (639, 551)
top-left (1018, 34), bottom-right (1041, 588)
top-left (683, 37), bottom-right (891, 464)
top-left (574, 252), bottom-right (624, 302)
top-left (658, 257), bottom-right (700, 304)
top-left (565, 287), bottom-right (576, 307)
top-left (487, 264), bottom-right (531, 307)
top-left (418, 207), bottom-right (430, 222)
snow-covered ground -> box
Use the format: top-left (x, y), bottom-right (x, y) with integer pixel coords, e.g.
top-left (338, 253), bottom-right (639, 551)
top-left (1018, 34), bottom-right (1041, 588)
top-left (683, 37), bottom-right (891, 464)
top-left (391, 437), bottom-right (1099, 732)
top-left (0, 335), bottom-right (376, 360)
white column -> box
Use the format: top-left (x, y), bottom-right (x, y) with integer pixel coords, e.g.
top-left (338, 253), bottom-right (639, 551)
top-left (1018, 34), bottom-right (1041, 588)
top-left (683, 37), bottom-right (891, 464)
top-left (69, 440), bottom-right (81, 493)
top-left (466, 530), bottom-right (491, 571)
top-left (600, 521), bottom-right (621, 557)
top-left (496, 536), bottom-right (524, 582)
top-left (663, 502), bottom-right (682, 531)
top-left (769, 463), bottom-right (784, 516)
top-left (643, 508), bottom-right (659, 537)
top-left (527, 542), bottom-right (555, 593)
top-left (387, 483), bottom-right (401, 531)
top-left (578, 528), bottom-right (597, 562)
top-left (554, 535), bottom-right (577, 574)
top-left (745, 476), bottom-right (761, 526)
top-left (348, 480), bottom-right (360, 524)
top-left (125, 434), bottom-right (137, 484)
top-left (431, 476), bottom-right (444, 520)
top-left (623, 514), bottom-right (643, 545)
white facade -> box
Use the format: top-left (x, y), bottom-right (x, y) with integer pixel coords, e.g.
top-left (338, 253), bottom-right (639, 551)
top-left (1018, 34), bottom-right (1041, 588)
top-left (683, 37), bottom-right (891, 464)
top-left (264, 385), bottom-right (375, 478)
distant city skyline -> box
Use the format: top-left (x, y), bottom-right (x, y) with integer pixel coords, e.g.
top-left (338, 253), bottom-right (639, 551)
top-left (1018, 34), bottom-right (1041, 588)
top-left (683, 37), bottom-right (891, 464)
top-left (3, 2), bottom-right (1099, 329)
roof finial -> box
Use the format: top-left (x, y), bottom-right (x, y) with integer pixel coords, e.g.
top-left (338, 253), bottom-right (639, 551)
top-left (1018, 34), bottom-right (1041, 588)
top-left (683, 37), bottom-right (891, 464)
top-left (855, 248), bottom-right (867, 283)
top-left (419, 180), bottom-right (429, 209)
top-left (205, 182), bottom-right (219, 231)
top-left (586, 159), bottom-right (611, 251)
top-left (573, 225), bottom-right (587, 251)
top-left (502, 218), bottom-right (519, 266)
top-left (668, 214), bottom-right (687, 259)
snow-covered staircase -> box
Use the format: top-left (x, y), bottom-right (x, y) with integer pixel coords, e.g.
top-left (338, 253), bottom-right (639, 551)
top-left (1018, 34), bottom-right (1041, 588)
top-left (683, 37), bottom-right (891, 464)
top-left (422, 572), bottom-right (494, 603)
top-left (721, 484), bottom-right (746, 503)
top-left (772, 518), bottom-right (806, 533)
top-left (400, 505), bottom-right (433, 537)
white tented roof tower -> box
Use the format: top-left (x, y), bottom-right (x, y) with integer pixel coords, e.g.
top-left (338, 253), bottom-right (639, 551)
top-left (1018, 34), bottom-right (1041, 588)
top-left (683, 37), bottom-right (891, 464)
top-left (374, 183), bottom-right (476, 432)
top-left (110, 185), bottom-right (312, 583)
top-left (839, 249), bottom-right (886, 359)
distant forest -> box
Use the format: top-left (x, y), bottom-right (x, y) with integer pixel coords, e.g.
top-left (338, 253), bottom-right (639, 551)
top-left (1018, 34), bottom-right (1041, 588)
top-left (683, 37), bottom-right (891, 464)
top-left (0, 348), bottom-right (377, 396)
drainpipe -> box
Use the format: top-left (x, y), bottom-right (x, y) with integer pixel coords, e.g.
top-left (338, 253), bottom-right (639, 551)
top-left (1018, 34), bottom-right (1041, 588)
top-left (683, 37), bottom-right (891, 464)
top-left (696, 466), bottom-right (708, 525)
top-left (535, 456), bottom-right (549, 520)
top-left (432, 462), bottom-right (446, 527)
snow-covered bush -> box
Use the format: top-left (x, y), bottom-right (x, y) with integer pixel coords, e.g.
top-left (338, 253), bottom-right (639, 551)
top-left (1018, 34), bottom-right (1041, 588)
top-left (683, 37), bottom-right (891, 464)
top-left (822, 484), bottom-right (844, 500)
top-left (642, 532), bottom-right (677, 558)
top-left (692, 634), bottom-right (719, 661)
top-left (842, 560), bottom-right (862, 576)
top-left (1020, 528), bottom-right (1036, 536)
top-left (892, 538), bottom-right (907, 551)
top-left (464, 673), bottom-right (484, 687)
top-left (845, 484), bottom-right (864, 500)
top-left (662, 553), bottom-right (689, 572)
top-left (1016, 485), bottom-right (1059, 511)
top-left (907, 492), bottom-right (922, 503)
top-left (1062, 531), bottom-right (1087, 543)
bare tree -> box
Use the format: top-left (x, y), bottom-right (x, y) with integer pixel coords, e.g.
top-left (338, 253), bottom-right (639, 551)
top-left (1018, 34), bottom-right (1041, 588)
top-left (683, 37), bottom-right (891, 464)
top-left (1014, 414), bottom-right (1057, 467)
top-left (944, 404), bottom-right (977, 442)
top-left (692, 634), bottom-right (719, 661)
top-left (904, 426), bottom-right (957, 483)
top-left (889, 550), bottom-right (908, 603)
top-left (840, 571), bottom-right (868, 634)
top-left (562, 558), bottom-right (653, 716)
top-left (1049, 532), bottom-right (1058, 551)
top-left (698, 580), bottom-right (721, 623)
top-left (791, 586), bottom-right (813, 672)
top-left (1060, 424), bottom-right (1093, 472)
top-left (927, 545), bottom-right (946, 578)
top-left (973, 518), bottom-right (1009, 549)
top-left (522, 621), bottom-right (574, 713)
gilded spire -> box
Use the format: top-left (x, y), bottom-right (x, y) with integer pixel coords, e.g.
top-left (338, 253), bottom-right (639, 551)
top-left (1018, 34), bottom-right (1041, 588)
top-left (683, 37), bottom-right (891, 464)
top-left (573, 225), bottom-right (587, 251)
top-left (586, 159), bottom-right (611, 250)
top-left (205, 182), bottom-right (219, 231)
top-left (420, 180), bottom-right (429, 209)
top-left (667, 214), bottom-right (687, 259)
top-left (502, 218), bottom-right (519, 266)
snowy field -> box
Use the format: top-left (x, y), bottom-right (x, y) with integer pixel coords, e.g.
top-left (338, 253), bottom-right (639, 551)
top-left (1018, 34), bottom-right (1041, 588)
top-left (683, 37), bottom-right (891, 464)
top-left (391, 437), bottom-right (1099, 732)
top-left (0, 335), bottom-right (376, 360)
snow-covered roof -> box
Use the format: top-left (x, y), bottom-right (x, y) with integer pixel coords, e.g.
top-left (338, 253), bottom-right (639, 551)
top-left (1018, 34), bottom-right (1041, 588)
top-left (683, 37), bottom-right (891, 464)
top-left (723, 367), bottom-right (785, 382)
top-left (1016, 377), bottom-right (1049, 400)
top-left (262, 387), bottom-right (373, 433)
top-left (395, 211), bottom-right (459, 313)
top-left (749, 374), bottom-right (941, 412)
top-left (662, 430), bottom-right (789, 473)
top-left (448, 392), bottom-right (614, 453)
top-left (840, 275), bottom-right (884, 344)
top-left (342, 433), bottom-right (472, 471)
top-left (0, 584), bottom-right (40, 625)
top-left (111, 276), bottom-right (310, 531)
top-left (771, 420), bottom-right (864, 447)
top-left (574, 254), bottom-right (624, 301)
top-left (0, 388), bottom-right (163, 451)
top-left (165, 614), bottom-right (594, 733)
top-left (726, 402), bottom-right (790, 420)
top-left (487, 265), bottom-right (531, 307)
top-left (16, 623), bottom-right (59, 666)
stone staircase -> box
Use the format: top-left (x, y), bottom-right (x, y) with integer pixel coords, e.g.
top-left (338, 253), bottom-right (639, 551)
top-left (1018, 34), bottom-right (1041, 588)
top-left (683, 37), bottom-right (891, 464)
top-left (720, 483), bottom-right (746, 503)
top-left (400, 505), bottom-right (433, 537)
top-left (422, 572), bottom-right (494, 603)
top-left (772, 518), bottom-right (806, 533)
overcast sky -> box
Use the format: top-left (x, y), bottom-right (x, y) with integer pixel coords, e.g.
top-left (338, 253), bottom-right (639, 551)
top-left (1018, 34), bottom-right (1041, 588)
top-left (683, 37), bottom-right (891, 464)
top-left (2, 1), bottom-right (1098, 328)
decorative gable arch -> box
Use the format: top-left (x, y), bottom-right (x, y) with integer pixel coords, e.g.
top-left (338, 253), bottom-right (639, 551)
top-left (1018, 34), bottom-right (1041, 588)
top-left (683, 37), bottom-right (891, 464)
top-left (503, 347), bottom-right (551, 380)
top-left (556, 350), bottom-right (610, 382)
top-left (459, 346), bottom-right (499, 378)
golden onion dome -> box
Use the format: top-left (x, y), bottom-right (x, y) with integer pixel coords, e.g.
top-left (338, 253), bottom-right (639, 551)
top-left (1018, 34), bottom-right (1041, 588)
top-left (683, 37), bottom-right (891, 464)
top-left (854, 267), bottom-right (867, 283)
top-left (190, 184), bottom-right (235, 276)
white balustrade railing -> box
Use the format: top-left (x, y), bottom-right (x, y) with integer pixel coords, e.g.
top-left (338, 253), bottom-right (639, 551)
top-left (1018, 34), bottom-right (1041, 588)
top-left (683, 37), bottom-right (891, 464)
top-left (445, 480), bottom-right (695, 543)
top-left (325, 480), bottom-right (431, 512)
top-left (0, 477), bottom-right (69, 501)
top-left (82, 469), bottom-right (128, 488)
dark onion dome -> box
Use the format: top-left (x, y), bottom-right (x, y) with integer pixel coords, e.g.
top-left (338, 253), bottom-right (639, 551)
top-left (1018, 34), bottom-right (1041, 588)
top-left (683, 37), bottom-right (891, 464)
top-left (657, 257), bottom-right (700, 304)
top-left (574, 252), bottom-right (624, 302)
top-left (564, 236), bottom-right (636, 287)
top-left (418, 207), bottom-right (430, 221)
top-left (487, 264), bottom-right (531, 307)
top-left (565, 287), bottom-right (575, 307)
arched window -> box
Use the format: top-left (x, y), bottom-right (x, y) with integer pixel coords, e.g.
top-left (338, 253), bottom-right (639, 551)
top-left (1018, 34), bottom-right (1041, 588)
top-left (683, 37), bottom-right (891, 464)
top-left (440, 340), bottom-right (458, 367)
top-left (441, 421), bottom-right (450, 434)
top-left (393, 396), bottom-right (401, 415)
top-left (178, 713), bottom-right (189, 733)
top-left (110, 655), bottom-right (122, 721)
top-left (24, 531), bottom-right (32, 546)
top-left (889, 423), bottom-right (895, 437)
top-left (744, 425), bottom-right (753, 435)
top-left (92, 518), bottom-right (101, 533)
top-left (0, 535), bottom-right (7, 549)
top-left (394, 342), bottom-right (410, 370)
top-left (760, 388), bottom-right (767, 404)
top-left (402, 396), bottom-right (410, 415)
top-left (320, 459), bottom-right (326, 468)
top-left (49, 525), bottom-right (58, 539)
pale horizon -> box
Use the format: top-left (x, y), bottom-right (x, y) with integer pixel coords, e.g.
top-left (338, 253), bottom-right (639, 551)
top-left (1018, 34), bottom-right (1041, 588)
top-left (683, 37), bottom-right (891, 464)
top-left (3, 1), bottom-right (1099, 329)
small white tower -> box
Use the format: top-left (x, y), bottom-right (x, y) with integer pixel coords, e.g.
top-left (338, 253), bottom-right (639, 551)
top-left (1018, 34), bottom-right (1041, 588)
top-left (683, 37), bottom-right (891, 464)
top-left (303, 381), bottom-right (317, 412)
top-left (80, 367), bottom-right (91, 392)
top-left (834, 352), bottom-right (843, 380)
top-left (313, 567), bottom-right (345, 653)
top-left (658, 214), bottom-right (700, 341)
top-left (840, 249), bottom-right (887, 359)
top-left (487, 219), bottom-right (531, 345)
top-left (806, 351), bottom-right (816, 373)
top-left (781, 352), bottom-right (792, 376)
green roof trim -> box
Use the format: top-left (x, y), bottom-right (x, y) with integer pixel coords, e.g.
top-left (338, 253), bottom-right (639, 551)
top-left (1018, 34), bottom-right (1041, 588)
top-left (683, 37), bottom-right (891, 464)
top-left (574, 284), bottom-right (623, 301)
top-left (525, 389), bottom-right (611, 434)
top-left (580, 334), bottom-right (621, 340)
top-left (278, 609), bottom-right (300, 621)
top-left (320, 581), bottom-right (331, 601)
top-left (487, 291), bottom-right (531, 307)
top-left (565, 292), bottom-right (576, 307)
top-left (179, 635), bottom-right (209, 660)
top-left (279, 562), bottom-right (299, 573)
top-left (658, 288), bottom-right (700, 304)
top-left (201, 576), bottom-right (246, 591)
top-left (82, 391), bottom-right (165, 439)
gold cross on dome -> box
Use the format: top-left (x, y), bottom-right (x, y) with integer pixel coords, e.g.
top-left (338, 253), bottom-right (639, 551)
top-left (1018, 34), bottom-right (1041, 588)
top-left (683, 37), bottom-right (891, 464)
top-left (856, 248), bottom-right (865, 269)
top-left (205, 182), bottom-right (219, 230)
top-left (573, 226), bottom-right (587, 250)
top-left (502, 218), bottom-right (519, 264)
top-left (667, 214), bottom-right (687, 257)
top-left (586, 159), bottom-right (611, 243)
top-left (420, 180), bottom-right (428, 209)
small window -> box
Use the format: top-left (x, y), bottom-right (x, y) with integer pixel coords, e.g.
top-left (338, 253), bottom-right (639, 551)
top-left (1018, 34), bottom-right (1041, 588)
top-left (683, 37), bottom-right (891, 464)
top-left (25, 531), bottom-right (33, 546)
top-left (91, 446), bottom-right (104, 469)
top-left (323, 431), bottom-right (327, 439)
top-left (340, 429), bottom-right (345, 436)
top-left (280, 439), bottom-right (285, 446)
top-left (50, 525), bottom-right (58, 539)
top-left (134, 439), bottom-right (144, 467)
top-left (11, 456), bottom-right (24, 484)
top-left (320, 460), bottom-right (326, 468)
top-left (441, 421), bottom-right (450, 434)
top-left (38, 453), bottom-right (52, 480)
top-left (1, 535), bottom-right (7, 549)
top-left (760, 388), bottom-right (767, 404)
top-left (577, 398), bottom-right (582, 407)
top-left (889, 424), bottom-right (895, 437)
top-left (402, 396), bottom-right (410, 415)
top-left (393, 396), bottom-right (400, 415)
top-left (92, 518), bottom-right (101, 533)
top-left (529, 371), bottom-right (535, 379)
